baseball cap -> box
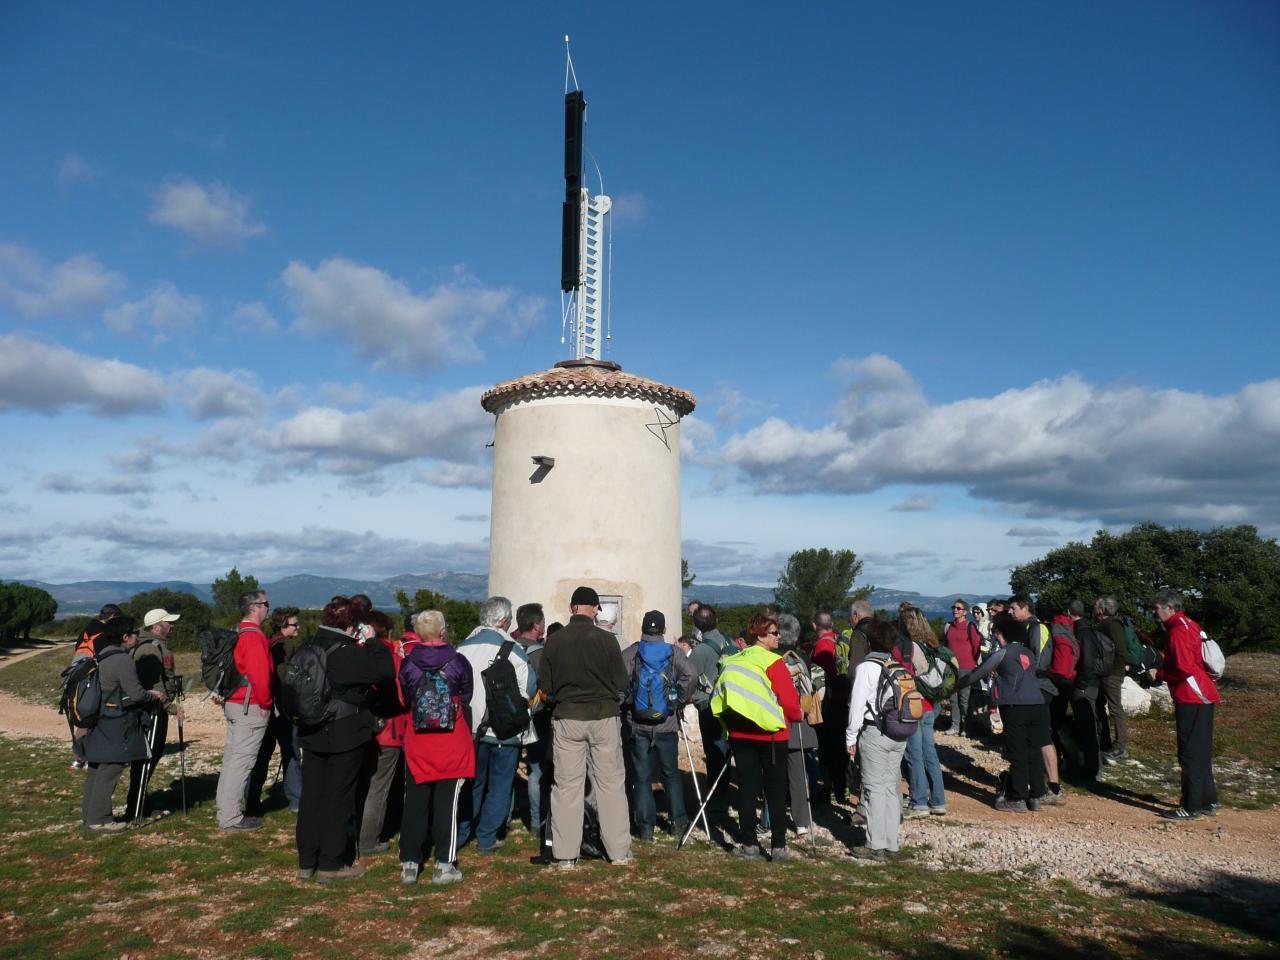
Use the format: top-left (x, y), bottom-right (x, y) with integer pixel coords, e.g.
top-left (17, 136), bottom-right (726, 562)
top-left (642, 610), bottom-right (665, 635)
top-left (570, 585), bottom-right (600, 607)
top-left (143, 608), bottom-right (181, 628)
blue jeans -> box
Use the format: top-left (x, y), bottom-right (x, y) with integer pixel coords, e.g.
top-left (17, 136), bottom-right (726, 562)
top-left (524, 735), bottom-right (550, 833)
top-left (461, 739), bottom-right (521, 850)
top-left (628, 728), bottom-right (687, 835)
top-left (905, 704), bottom-right (946, 809)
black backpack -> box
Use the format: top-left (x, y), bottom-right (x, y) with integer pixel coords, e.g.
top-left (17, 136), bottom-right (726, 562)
top-left (58, 650), bottom-right (123, 729)
top-left (478, 640), bottom-right (530, 740)
top-left (1092, 624), bottom-right (1117, 678)
top-left (278, 637), bottom-right (357, 727)
top-left (199, 627), bottom-right (245, 698)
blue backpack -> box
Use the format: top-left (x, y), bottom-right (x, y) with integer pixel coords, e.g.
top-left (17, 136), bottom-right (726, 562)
top-left (412, 667), bottom-right (456, 733)
top-left (630, 641), bottom-right (679, 723)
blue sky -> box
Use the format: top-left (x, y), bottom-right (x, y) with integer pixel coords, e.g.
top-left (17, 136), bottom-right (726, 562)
top-left (2, 2), bottom-right (1278, 594)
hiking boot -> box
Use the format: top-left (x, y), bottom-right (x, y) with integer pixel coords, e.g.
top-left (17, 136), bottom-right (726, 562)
top-left (928, 805), bottom-right (948, 816)
top-left (296, 867), bottom-right (316, 881)
top-left (221, 818), bottom-right (261, 832)
top-left (769, 846), bottom-right (793, 861)
top-left (1161, 806), bottom-right (1203, 821)
top-left (847, 845), bottom-right (888, 862)
top-left (1041, 789), bottom-right (1066, 807)
top-left (554, 858), bottom-right (578, 871)
top-left (994, 798), bottom-right (1029, 814)
top-left (359, 841), bottom-right (390, 856)
top-left (730, 843), bottom-right (764, 861)
top-left (476, 842), bottom-right (504, 855)
top-left (71, 759), bottom-right (88, 771)
top-left (86, 820), bottom-right (126, 832)
top-left (609, 854), bottom-right (635, 867)
top-left (1204, 803), bottom-right (1220, 817)
top-left (431, 862), bottom-right (463, 885)
top-left (637, 831), bottom-right (655, 843)
top-left (1026, 798), bottom-right (1042, 812)
top-left (400, 861), bottom-right (419, 885)
top-left (315, 864), bottom-right (366, 884)
top-left (904, 806), bottom-right (930, 820)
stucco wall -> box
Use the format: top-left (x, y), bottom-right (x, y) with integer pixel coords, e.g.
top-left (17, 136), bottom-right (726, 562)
top-left (487, 393), bottom-right (683, 644)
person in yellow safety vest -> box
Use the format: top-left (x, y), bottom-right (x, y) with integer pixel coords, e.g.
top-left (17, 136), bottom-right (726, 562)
top-left (711, 611), bottom-right (802, 862)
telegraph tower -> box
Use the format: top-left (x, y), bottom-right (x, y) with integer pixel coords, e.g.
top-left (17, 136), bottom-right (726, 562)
top-left (560, 38), bottom-right (612, 361)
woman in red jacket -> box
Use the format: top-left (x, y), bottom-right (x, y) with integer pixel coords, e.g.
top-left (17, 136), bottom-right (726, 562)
top-left (720, 611), bottom-right (803, 862)
top-left (398, 610), bottom-right (474, 885)
top-left (1152, 591), bottom-right (1220, 820)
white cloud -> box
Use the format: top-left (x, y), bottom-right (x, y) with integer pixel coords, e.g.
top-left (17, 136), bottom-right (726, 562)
top-left (42, 473), bottom-right (153, 496)
top-left (454, 513), bottom-right (489, 522)
top-left (264, 387), bottom-right (492, 478)
top-left (1007, 525), bottom-right (1059, 538)
top-left (281, 258), bottom-right (544, 372)
top-left (104, 281), bottom-right (204, 339)
top-left (890, 493), bottom-right (937, 513)
top-left (57, 154), bottom-right (101, 194)
top-left (722, 355), bottom-right (1280, 529)
top-left (148, 176), bottom-right (266, 248)
top-left (0, 243), bottom-right (125, 317)
top-left (0, 335), bottom-right (165, 416)
top-left (231, 301), bottom-right (279, 334)
top-left (182, 368), bottom-right (266, 420)
top-left (610, 191), bottom-right (647, 223)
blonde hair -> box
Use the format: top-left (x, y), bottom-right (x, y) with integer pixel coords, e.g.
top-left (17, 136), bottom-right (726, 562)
top-left (412, 609), bottom-right (446, 640)
top-left (902, 607), bottom-right (938, 649)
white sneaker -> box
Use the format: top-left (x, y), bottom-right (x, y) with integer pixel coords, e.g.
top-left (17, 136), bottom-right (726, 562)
top-left (431, 862), bottom-right (463, 885)
top-left (400, 861), bottom-right (419, 885)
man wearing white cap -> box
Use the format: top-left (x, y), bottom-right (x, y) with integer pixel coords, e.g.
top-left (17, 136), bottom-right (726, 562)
top-left (126, 608), bottom-right (185, 821)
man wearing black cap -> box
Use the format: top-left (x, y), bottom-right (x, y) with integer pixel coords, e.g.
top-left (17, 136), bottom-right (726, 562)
top-left (536, 586), bottom-right (632, 867)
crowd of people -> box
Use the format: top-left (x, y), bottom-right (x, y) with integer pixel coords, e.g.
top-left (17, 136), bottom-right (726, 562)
top-left (65, 583), bottom-right (1221, 881)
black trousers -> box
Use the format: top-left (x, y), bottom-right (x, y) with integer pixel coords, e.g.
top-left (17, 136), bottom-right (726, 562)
top-left (297, 743), bottom-right (369, 871)
top-left (125, 709), bottom-right (167, 821)
top-left (731, 739), bottom-right (788, 850)
top-left (1000, 704), bottom-right (1048, 802)
top-left (818, 692), bottom-right (850, 799)
top-left (399, 775), bottom-right (464, 865)
top-left (1174, 703), bottom-right (1218, 813)
top-left (1070, 696), bottom-right (1100, 781)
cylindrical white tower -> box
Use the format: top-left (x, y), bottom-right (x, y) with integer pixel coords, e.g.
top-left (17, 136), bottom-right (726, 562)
top-left (482, 359), bottom-right (696, 644)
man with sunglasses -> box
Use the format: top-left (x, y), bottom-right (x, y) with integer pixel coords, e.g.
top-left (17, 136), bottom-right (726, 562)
top-left (215, 590), bottom-right (274, 830)
top-left (944, 600), bottom-right (982, 738)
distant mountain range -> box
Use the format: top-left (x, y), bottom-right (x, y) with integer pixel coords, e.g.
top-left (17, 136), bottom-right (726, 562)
top-left (18, 573), bottom-right (995, 621)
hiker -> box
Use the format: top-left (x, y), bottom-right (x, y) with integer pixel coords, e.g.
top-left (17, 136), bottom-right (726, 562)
top-left (687, 600), bottom-right (703, 641)
top-left (812, 609), bottom-right (849, 805)
top-left (1010, 596), bottom-right (1064, 804)
top-left (537, 586), bottom-right (633, 868)
top-left (962, 614), bottom-right (1049, 812)
top-left (900, 606), bottom-right (947, 818)
top-left (294, 595), bottom-right (394, 883)
top-left (357, 611), bottom-right (408, 856)
top-left (70, 603), bottom-right (122, 771)
top-left (398, 610), bottom-right (473, 885)
top-left (1093, 596), bottom-right (1131, 762)
top-left (944, 600), bottom-right (982, 738)
top-left (775, 613), bottom-right (819, 838)
top-left (845, 619), bottom-right (910, 860)
top-left (972, 603), bottom-right (991, 641)
top-left (125, 608), bottom-right (184, 822)
top-left (214, 590), bottom-right (274, 831)
top-left (247, 606), bottom-right (303, 816)
top-left (1151, 590), bottom-right (1220, 820)
top-left (512, 602), bottom-right (550, 837)
top-left (689, 604), bottom-right (734, 817)
top-left (79, 617), bottom-right (166, 830)
top-left (715, 611), bottom-right (802, 862)
top-left (1069, 603), bottom-right (1104, 783)
top-left (456, 596), bottom-right (536, 853)
top-left (622, 610), bottom-right (697, 841)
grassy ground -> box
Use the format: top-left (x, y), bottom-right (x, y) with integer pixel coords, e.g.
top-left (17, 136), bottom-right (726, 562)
top-left (0, 734), bottom-right (1275, 960)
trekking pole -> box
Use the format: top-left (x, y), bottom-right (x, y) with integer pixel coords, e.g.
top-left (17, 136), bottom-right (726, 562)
top-left (178, 713), bottom-right (187, 814)
top-left (679, 762), bottom-right (728, 849)
top-left (676, 713), bottom-right (712, 843)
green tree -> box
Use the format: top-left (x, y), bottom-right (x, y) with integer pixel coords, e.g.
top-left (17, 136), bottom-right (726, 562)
top-left (773, 548), bottom-right (870, 619)
top-left (211, 567), bottom-right (260, 623)
top-left (121, 588), bottom-right (213, 652)
top-left (1010, 523), bottom-right (1280, 651)
top-left (0, 582), bottom-right (58, 642)
top-left (395, 589), bottom-right (480, 645)
top-left (681, 558), bottom-right (696, 590)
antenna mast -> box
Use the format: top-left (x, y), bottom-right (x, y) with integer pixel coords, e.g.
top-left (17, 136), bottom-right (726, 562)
top-left (560, 36), bottom-right (612, 361)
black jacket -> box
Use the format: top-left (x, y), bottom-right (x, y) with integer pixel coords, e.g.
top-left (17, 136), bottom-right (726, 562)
top-left (297, 627), bottom-right (394, 753)
top-left (1072, 621), bottom-right (1102, 701)
top-left (538, 614), bottom-right (629, 721)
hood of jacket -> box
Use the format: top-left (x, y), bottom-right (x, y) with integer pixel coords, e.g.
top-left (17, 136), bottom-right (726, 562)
top-left (405, 641), bottom-right (457, 671)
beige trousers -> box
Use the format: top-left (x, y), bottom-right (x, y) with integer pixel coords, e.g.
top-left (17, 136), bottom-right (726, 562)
top-left (550, 716), bottom-right (632, 862)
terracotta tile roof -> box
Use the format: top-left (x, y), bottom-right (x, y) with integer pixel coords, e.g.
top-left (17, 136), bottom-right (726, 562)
top-left (481, 361), bottom-right (696, 416)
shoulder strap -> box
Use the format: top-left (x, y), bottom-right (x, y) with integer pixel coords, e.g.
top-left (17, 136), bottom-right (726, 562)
top-left (497, 639), bottom-right (516, 663)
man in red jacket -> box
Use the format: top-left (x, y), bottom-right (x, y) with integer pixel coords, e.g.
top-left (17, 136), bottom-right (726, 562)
top-left (215, 589), bottom-right (274, 830)
top-left (1152, 590), bottom-right (1220, 820)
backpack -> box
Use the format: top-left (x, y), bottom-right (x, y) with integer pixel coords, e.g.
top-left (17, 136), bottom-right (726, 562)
top-left (58, 648), bottom-right (123, 729)
top-left (199, 626), bottom-right (245, 698)
top-left (911, 642), bottom-right (958, 701)
top-left (834, 635), bottom-right (852, 677)
top-left (1048, 623), bottom-right (1079, 685)
top-left (411, 667), bottom-right (457, 733)
top-left (478, 640), bottom-right (530, 740)
top-left (1092, 624), bottom-right (1116, 678)
top-left (1200, 631), bottom-right (1226, 680)
top-left (1120, 616), bottom-right (1143, 670)
top-left (868, 654), bottom-right (925, 741)
top-left (279, 637), bottom-right (357, 727)
top-left (629, 641), bottom-right (679, 723)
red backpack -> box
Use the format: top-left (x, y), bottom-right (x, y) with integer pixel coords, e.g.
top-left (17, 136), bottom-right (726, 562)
top-left (1048, 622), bottom-right (1079, 685)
